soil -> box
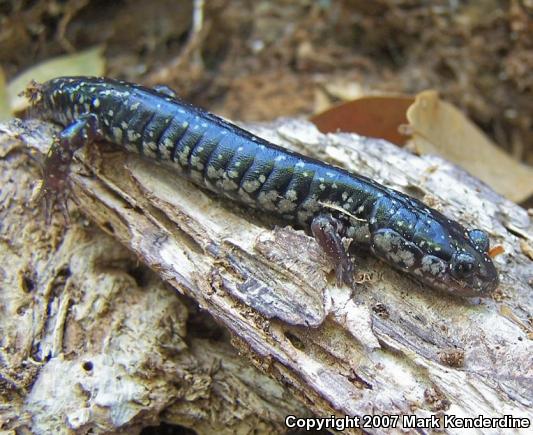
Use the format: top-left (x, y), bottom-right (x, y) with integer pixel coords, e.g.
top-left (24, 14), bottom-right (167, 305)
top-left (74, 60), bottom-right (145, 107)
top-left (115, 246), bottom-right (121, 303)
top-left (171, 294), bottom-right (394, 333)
top-left (1, 0), bottom-right (532, 163)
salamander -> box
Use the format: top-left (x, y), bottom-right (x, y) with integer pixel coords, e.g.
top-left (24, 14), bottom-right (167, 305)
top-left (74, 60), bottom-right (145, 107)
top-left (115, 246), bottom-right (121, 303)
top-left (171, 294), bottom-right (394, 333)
top-left (25, 76), bottom-right (499, 297)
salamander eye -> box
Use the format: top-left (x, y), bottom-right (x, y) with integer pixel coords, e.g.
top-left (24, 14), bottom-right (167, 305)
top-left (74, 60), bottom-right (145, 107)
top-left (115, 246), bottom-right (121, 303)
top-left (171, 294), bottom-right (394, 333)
top-left (451, 252), bottom-right (476, 278)
top-left (468, 229), bottom-right (490, 252)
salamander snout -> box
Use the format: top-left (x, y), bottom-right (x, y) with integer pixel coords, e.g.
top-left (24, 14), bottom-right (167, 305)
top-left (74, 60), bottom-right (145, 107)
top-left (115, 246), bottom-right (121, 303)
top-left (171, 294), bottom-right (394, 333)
top-left (449, 248), bottom-right (499, 296)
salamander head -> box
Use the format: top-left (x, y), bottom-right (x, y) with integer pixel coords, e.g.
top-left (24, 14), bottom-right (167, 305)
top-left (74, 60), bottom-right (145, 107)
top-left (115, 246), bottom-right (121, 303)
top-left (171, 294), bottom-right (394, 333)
top-left (372, 226), bottom-right (499, 297)
top-left (23, 78), bottom-right (61, 120)
top-left (416, 227), bottom-right (499, 297)
top-left (446, 242), bottom-right (499, 296)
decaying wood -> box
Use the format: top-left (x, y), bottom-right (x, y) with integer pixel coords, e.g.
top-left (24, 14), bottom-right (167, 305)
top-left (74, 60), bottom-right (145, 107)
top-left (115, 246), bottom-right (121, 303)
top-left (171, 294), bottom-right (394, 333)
top-left (1, 118), bottom-right (532, 434)
top-left (0, 120), bottom-right (309, 435)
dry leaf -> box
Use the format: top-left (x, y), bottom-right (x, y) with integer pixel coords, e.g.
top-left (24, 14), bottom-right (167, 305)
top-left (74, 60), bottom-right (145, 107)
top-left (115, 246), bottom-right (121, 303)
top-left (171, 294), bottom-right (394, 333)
top-left (0, 68), bottom-right (9, 121)
top-left (323, 80), bottom-right (364, 101)
top-left (489, 245), bottom-right (505, 258)
top-left (7, 46), bottom-right (105, 113)
top-left (310, 96), bottom-right (414, 146)
top-left (520, 240), bottom-right (533, 261)
top-left (407, 90), bottom-right (533, 203)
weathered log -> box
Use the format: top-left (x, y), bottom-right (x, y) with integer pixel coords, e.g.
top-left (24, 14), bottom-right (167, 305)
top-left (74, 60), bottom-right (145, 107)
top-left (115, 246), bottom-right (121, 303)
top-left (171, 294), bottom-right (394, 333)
top-left (0, 117), bottom-right (531, 434)
top-left (0, 120), bottom-right (308, 435)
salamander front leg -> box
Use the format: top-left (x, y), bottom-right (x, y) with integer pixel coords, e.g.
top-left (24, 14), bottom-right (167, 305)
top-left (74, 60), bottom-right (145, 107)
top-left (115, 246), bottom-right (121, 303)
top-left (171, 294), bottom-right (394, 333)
top-left (311, 214), bottom-right (354, 287)
top-left (36, 113), bottom-right (99, 223)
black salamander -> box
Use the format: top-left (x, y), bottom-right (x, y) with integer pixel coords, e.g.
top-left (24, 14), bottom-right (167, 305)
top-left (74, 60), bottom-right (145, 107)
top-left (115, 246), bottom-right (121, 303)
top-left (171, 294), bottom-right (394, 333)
top-left (26, 76), bottom-right (499, 297)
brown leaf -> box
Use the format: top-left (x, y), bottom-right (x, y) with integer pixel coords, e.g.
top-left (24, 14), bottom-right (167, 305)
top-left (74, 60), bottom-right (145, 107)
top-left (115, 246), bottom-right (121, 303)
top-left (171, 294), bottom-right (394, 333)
top-left (0, 68), bottom-right (9, 121)
top-left (8, 46), bottom-right (105, 113)
top-left (406, 90), bottom-right (533, 203)
top-left (310, 96), bottom-right (414, 146)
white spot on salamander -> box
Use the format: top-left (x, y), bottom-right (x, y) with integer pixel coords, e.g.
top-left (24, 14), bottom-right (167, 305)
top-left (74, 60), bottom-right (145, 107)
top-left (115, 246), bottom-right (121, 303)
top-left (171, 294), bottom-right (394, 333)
top-left (190, 156), bottom-right (204, 170)
top-left (286, 189), bottom-right (297, 201)
top-left (177, 146), bottom-right (191, 165)
top-left (257, 190), bottom-right (279, 210)
top-left (127, 130), bottom-right (141, 141)
top-left (207, 166), bottom-right (224, 179)
top-left (421, 255), bottom-right (446, 277)
top-left (242, 180), bottom-right (261, 193)
top-left (220, 177), bottom-right (238, 191)
top-left (112, 127), bottom-right (123, 142)
top-left (278, 199), bottom-right (296, 213)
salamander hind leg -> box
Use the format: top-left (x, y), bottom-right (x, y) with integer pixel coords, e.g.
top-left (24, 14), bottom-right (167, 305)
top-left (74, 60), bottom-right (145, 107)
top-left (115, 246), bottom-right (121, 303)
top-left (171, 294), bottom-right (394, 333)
top-left (311, 214), bottom-right (355, 287)
top-left (35, 113), bottom-right (99, 223)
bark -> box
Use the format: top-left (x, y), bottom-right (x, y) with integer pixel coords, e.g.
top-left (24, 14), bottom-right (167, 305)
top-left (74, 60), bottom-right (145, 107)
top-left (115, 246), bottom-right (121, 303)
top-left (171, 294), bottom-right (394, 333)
top-left (0, 118), bottom-right (531, 434)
